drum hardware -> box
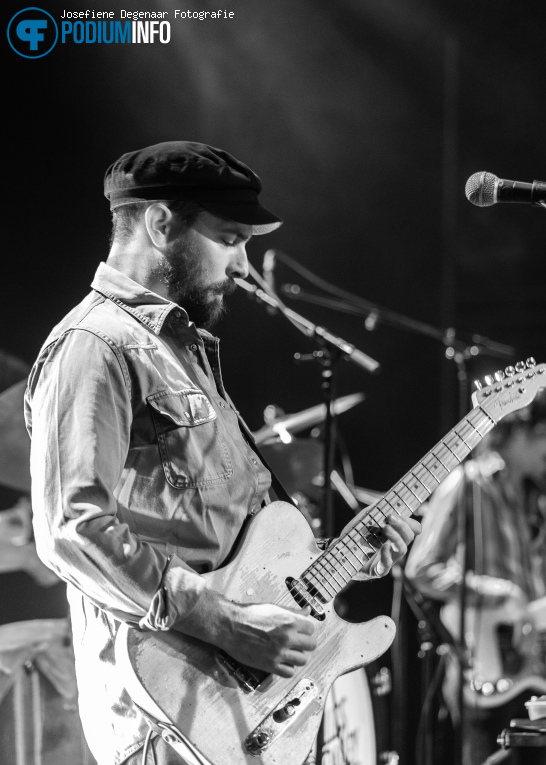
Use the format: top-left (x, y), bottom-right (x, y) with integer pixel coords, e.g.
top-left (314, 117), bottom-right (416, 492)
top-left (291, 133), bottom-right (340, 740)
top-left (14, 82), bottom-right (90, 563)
top-left (0, 379), bottom-right (30, 492)
top-left (370, 666), bottom-right (392, 697)
top-left (252, 393), bottom-right (365, 446)
top-left (379, 753), bottom-right (399, 765)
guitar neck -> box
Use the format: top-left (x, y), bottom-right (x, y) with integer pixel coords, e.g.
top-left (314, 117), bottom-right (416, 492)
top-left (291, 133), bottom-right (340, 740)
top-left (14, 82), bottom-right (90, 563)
top-left (301, 403), bottom-right (496, 602)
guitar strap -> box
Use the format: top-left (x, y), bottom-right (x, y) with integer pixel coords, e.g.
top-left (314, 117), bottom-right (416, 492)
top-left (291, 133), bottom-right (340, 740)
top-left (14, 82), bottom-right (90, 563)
top-left (234, 412), bottom-right (298, 508)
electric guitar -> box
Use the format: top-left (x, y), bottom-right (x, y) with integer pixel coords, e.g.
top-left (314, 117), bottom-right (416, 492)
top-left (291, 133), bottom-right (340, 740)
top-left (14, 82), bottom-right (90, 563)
top-left (441, 593), bottom-right (546, 709)
top-left (116, 359), bottom-right (545, 765)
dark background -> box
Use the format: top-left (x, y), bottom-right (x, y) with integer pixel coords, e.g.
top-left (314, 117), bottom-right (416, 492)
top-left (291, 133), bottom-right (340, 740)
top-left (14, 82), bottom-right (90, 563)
top-left (3, 1), bottom-right (546, 763)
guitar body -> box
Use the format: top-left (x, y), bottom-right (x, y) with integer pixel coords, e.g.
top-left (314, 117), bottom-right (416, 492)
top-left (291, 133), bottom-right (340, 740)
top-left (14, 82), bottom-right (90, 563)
top-left (116, 502), bottom-right (395, 765)
top-left (442, 597), bottom-right (546, 709)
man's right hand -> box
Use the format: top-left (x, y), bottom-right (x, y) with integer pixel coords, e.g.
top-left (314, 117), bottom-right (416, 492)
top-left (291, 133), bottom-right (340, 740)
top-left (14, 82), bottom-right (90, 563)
top-left (220, 602), bottom-right (317, 677)
top-left (175, 591), bottom-right (317, 678)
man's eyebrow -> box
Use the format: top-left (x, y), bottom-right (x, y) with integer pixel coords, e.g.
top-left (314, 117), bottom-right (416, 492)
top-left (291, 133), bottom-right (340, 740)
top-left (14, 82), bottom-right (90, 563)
top-left (218, 224), bottom-right (253, 241)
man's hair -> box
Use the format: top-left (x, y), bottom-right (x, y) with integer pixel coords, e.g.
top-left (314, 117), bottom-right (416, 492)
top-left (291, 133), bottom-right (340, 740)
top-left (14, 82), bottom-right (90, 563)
top-left (109, 198), bottom-right (203, 246)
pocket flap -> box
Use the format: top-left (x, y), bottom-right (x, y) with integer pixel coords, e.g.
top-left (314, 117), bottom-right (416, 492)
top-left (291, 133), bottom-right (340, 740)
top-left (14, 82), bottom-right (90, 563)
top-left (147, 389), bottom-right (217, 428)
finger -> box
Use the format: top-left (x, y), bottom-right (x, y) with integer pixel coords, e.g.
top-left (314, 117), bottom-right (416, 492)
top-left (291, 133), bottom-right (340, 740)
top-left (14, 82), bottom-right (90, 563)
top-left (275, 664), bottom-right (296, 679)
top-left (383, 526), bottom-right (407, 557)
top-left (375, 541), bottom-right (394, 576)
top-left (290, 633), bottom-right (317, 652)
top-left (293, 615), bottom-right (316, 636)
top-left (388, 515), bottom-right (421, 540)
top-left (281, 649), bottom-right (309, 667)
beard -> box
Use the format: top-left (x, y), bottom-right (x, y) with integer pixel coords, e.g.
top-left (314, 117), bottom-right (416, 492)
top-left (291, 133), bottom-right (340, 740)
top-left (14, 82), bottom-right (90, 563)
top-left (157, 236), bottom-right (237, 330)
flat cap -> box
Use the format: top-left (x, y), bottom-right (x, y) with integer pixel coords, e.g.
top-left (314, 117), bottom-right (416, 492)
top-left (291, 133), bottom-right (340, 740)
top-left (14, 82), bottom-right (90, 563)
top-left (104, 141), bottom-right (282, 234)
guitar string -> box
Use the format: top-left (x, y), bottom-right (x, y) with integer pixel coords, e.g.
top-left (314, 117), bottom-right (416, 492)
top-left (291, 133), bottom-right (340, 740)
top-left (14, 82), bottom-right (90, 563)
top-left (302, 409), bottom-right (495, 599)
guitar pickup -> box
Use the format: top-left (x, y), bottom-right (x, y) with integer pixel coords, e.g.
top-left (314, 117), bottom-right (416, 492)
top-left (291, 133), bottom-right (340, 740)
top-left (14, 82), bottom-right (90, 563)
top-left (244, 679), bottom-right (318, 755)
top-left (286, 577), bottom-right (326, 619)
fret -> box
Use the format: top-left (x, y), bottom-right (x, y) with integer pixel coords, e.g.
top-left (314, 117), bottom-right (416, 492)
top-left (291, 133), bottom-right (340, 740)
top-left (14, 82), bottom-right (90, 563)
top-left (412, 463), bottom-right (440, 494)
top-left (422, 453), bottom-right (449, 483)
top-left (303, 561), bottom-right (338, 598)
top-left (359, 527), bottom-right (383, 551)
top-left (470, 408), bottom-right (495, 434)
top-left (348, 528), bottom-right (375, 559)
top-left (328, 545), bottom-right (359, 579)
top-left (434, 443), bottom-right (459, 471)
top-left (316, 555), bottom-right (347, 590)
top-left (442, 440), bottom-right (460, 465)
top-left (384, 490), bottom-right (410, 516)
top-left (405, 472), bottom-right (432, 501)
top-left (477, 406), bottom-right (496, 429)
top-left (372, 500), bottom-right (391, 520)
top-left (456, 419), bottom-right (483, 450)
top-left (390, 488), bottom-right (414, 513)
top-left (445, 430), bottom-right (471, 461)
top-left (401, 478), bottom-right (423, 504)
top-left (380, 495), bottom-right (403, 518)
top-left (341, 538), bottom-right (367, 568)
top-left (360, 520), bottom-right (384, 547)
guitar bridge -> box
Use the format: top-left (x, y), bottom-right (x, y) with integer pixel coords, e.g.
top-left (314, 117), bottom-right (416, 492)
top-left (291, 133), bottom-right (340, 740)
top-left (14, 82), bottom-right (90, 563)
top-left (286, 577), bottom-right (326, 620)
top-left (216, 650), bottom-right (269, 693)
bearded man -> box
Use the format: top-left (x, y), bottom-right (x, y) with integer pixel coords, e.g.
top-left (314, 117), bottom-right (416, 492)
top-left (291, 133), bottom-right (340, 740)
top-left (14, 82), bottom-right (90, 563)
top-left (24, 141), bottom-right (420, 765)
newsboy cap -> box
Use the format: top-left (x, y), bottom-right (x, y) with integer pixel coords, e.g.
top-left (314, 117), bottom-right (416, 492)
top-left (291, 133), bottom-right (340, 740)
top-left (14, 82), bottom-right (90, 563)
top-left (104, 141), bottom-right (282, 235)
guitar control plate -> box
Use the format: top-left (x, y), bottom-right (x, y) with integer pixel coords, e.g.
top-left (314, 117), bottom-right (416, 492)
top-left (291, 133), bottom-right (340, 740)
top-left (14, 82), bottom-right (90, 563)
top-left (244, 678), bottom-right (318, 755)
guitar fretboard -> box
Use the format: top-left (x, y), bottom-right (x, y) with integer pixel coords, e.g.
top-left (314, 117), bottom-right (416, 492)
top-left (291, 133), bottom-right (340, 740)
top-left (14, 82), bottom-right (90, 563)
top-left (301, 404), bottom-right (497, 602)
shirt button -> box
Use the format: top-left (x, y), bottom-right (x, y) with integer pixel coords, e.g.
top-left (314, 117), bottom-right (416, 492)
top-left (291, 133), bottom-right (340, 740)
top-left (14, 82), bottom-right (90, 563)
top-left (173, 310), bottom-right (182, 319)
top-left (189, 344), bottom-right (198, 352)
top-left (219, 401), bottom-right (226, 408)
top-left (251, 458), bottom-right (258, 466)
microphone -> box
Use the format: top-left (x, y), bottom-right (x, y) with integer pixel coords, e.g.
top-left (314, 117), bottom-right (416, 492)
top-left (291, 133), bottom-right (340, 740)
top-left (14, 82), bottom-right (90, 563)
top-left (465, 171), bottom-right (546, 208)
top-left (262, 249), bottom-right (276, 293)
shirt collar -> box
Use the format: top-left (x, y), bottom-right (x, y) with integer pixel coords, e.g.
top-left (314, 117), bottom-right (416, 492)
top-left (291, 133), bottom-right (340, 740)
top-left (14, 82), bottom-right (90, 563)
top-left (91, 262), bottom-right (187, 335)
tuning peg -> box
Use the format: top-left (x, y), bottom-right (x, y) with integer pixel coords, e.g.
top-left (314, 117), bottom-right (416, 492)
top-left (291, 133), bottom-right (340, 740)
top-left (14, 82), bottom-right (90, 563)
top-left (484, 375), bottom-right (494, 386)
top-left (474, 380), bottom-right (483, 391)
top-left (515, 361), bottom-right (526, 372)
top-left (505, 366), bottom-right (515, 376)
top-left (526, 357), bottom-right (536, 368)
top-left (494, 370), bottom-right (505, 382)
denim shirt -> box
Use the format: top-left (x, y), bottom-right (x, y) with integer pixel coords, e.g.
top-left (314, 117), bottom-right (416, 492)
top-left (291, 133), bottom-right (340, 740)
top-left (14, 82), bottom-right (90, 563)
top-left (24, 262), bottom-right (271, 764)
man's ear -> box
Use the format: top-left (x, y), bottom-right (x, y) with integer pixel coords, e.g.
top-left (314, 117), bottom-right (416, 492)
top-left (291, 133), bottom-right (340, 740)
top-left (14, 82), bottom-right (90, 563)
top-left (144, 203), bottom-right (174, 248)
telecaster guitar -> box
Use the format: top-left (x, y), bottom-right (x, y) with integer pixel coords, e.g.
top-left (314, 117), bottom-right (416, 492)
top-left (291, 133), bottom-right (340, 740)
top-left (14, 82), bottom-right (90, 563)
top-left (116, 359), bottom-right (545, 765)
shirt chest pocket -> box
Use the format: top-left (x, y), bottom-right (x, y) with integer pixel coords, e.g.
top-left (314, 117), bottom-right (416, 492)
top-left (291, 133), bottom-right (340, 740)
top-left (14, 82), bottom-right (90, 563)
top-left (147, 389), bottom-right (233, 489)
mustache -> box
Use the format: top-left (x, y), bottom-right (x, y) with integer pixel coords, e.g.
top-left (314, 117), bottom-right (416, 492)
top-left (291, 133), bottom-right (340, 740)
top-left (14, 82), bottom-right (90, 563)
top-left (211, 278), bottom-right (237, 296)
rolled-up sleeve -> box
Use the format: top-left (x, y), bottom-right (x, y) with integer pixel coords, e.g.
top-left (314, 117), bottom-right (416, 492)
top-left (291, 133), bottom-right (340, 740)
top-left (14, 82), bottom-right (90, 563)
top-left (26, 329), bottom-right (206, 630)
top-left (404, 468), bottom-right (465, 600)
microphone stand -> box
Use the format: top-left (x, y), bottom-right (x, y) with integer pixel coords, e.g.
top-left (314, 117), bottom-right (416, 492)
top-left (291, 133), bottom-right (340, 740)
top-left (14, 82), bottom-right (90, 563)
top-left (239, 265), bottom-right (379, 540)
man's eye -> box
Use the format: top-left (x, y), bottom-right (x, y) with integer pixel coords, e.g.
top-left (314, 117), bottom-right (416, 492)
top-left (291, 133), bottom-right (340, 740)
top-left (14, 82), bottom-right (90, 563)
top-left (223, 240), bottom-right (236, 247)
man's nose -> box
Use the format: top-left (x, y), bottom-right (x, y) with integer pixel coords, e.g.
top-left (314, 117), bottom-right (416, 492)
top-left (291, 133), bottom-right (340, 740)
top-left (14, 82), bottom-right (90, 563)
top-left (228, 246), bottom-right (249, 280)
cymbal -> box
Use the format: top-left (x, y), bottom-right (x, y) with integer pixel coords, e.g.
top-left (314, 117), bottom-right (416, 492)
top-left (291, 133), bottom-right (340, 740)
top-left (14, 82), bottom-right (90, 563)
top-left (253, 392), bottom-right (365, 446)
top-left (0, 379), bottom-right (30, 492)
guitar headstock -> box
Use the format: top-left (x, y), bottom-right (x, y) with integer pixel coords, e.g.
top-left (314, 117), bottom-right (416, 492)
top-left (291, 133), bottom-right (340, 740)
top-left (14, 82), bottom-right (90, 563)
top-left (471, 358), bottom-right (545, 422)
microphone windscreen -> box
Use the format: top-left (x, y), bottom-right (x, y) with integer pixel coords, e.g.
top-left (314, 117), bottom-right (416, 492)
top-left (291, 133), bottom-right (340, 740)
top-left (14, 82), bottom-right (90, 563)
top-left (465, 171), bottom-right (497, 207)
